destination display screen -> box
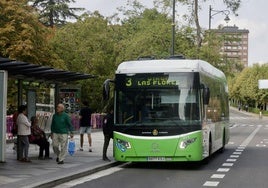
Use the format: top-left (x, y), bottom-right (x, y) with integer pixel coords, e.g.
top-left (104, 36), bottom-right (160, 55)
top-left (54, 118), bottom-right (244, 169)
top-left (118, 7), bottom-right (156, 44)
top-left (125, 76), bottom-right (177, 87)
top-left (116, 73), bottom-right (197, 89)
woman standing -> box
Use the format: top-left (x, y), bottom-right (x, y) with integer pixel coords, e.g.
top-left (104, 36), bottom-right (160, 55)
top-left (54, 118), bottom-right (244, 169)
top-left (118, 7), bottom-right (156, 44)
top-left (17, 105), bottom-right (31, 162)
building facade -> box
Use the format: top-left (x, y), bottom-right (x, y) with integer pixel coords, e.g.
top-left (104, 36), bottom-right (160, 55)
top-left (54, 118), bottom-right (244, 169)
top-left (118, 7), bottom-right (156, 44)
top-left (214, 25), bottom-right (249, 67)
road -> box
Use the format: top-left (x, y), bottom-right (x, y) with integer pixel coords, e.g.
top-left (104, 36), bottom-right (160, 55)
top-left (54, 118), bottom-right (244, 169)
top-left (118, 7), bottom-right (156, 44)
top-left (57, 108), bottom-right (268, 188)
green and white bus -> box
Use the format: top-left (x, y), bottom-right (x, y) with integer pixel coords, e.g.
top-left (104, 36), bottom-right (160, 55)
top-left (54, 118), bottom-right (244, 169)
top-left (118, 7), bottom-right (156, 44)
top-left (104, 58), bottom-right (229, 162)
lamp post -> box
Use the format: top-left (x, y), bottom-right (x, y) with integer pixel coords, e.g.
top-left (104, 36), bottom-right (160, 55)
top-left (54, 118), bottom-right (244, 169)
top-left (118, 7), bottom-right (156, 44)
top-left (209, 5), bottom-right (230, 30)
top-left (171, 0), bottom-right (175, 56)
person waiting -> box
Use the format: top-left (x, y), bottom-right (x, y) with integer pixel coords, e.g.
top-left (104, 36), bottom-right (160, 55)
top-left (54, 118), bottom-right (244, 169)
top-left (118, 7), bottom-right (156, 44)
top-left (29, 116), bottom-right (52, 160)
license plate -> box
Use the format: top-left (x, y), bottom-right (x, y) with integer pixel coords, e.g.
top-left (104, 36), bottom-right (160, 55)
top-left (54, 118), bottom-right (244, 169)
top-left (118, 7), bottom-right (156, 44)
top-left (147, 157), bottom-right (166, 161)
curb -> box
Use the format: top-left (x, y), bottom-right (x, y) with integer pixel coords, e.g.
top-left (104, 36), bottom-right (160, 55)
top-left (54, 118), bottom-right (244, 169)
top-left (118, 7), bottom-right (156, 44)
top-left (30, 161), bottom-right (122, 188)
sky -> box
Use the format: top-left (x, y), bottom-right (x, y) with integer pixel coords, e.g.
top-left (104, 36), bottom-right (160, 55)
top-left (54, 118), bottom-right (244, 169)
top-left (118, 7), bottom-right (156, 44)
top-left (71, 0), bottom-right (268, 66)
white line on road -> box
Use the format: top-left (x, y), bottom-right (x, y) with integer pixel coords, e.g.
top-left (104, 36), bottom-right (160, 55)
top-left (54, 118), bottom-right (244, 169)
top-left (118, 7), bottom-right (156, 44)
top-left (217, 168), bottom-right (230, 172)
top-left (230, 155), bottom-right (239, 158)
top-left (202, 125), bottom-right (262, 187)
top-left (241, 125), bottom-right (262, 146)
top-left (203, 181), bottom-right (220, 186)
top-left (211, 174), bottom-right (225, 179)
top-left (233, 152), bottom-right (242, 155)
top-left (222, 163), bottom-right (233, 167)
top-left (53, 164), bottom-right (126, 188)
top-left (226, 158), bottom-right (237, 162)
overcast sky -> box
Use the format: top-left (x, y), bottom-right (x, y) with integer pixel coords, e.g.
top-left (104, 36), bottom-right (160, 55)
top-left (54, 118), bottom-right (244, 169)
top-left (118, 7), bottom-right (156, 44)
top-left (72, 0), bottom-right (268, 66)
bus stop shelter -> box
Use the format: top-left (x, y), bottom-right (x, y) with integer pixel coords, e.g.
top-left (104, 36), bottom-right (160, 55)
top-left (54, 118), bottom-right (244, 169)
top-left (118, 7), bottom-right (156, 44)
top-left (0, 57), bottom-right (95, 162)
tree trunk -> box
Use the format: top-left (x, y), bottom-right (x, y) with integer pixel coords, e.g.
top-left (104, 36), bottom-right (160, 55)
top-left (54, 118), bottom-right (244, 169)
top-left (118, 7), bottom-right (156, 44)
top-left (194, 0), bottom-right (202, 49)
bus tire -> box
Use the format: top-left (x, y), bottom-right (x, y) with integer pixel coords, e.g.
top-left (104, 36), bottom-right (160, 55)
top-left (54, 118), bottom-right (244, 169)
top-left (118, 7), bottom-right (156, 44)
top-left (202, 134), bottom-right (212, 165)
top-left (219, 130), bottom-right (226, 153)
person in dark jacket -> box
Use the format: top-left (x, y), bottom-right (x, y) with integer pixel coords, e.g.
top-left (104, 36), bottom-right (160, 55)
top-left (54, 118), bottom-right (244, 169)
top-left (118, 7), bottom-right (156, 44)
top-left (30, 116), bottom-right (51, 160)
top-left (102, 108), bottom-right (114, 161)
top-left (79, 101), bottom-right (92, 152)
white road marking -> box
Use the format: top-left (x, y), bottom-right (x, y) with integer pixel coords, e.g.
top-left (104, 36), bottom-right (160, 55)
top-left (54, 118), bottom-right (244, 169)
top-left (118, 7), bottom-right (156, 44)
top-left (241, 125), bottom-right (262, 146)
top-left (203, 181), bottom-right (219, 186)
top-left (211, 174), bottom-right (225, 179)
top-left (256, 144), bottom-right (266, 147)
top-left (226, 158), bottom-right (237, 162)
top-left (233, 152), bottom-right (242, 155)
top-left (222, 163), bottom-right (233, 167)
top-left (230, 155), bottom-right (239, 158)
top-left (53, 165), bottom-right (125, 188)
top-left (202, 124), bottom-right (262, 187)
top-left (217, 168), bottom-right (230, 172)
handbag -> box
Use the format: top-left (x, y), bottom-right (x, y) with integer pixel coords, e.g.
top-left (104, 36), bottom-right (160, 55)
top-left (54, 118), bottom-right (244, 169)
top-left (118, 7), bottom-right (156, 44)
top-left (68, 138), bottom-right (76, 156)
top-left (28, 135), bottom-right (35, 143)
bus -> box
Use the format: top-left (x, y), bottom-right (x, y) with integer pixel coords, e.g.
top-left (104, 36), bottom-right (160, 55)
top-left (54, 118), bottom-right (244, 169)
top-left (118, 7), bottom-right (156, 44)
top-left (103, 58), bottom-right (230, 162)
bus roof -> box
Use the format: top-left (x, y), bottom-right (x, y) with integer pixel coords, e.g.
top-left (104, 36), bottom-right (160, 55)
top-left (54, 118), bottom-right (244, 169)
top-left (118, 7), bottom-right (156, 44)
top-left (116, 59), bottom-right (226, 79)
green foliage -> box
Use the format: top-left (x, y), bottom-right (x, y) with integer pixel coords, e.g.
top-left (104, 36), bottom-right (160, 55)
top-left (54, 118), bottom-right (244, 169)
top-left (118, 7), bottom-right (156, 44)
top-left (0, 0), bottom-right (43, 61)
top-left (229, 64), bottom-right (268, 108)
top-left (1, 0), bottom-right (245, 113)
top-left (30, 0), bottom-right (84, 27)
top-left (50, 12), bottom-right (118, 111)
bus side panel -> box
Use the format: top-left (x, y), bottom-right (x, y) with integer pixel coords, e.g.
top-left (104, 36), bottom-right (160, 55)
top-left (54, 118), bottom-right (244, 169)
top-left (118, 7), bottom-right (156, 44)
top-left (209, 122), bottom-right (230, 153)
top-left (113, 131), bottom-right (203, 162)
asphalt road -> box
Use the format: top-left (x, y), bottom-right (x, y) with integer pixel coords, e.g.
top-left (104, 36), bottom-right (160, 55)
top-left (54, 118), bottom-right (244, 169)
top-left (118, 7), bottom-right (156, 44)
top-left (58, 108), bottom-right (268, 188)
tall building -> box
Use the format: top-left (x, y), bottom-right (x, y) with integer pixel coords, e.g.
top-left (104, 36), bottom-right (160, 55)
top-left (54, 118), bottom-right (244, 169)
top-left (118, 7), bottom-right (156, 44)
top-left (214, 25), bottom-right (249, 67)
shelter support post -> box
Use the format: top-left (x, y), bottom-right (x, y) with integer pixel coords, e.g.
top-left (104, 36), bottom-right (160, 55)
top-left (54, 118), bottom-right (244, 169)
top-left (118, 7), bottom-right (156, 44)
top-left (0, 71), bottom-right (8, 162)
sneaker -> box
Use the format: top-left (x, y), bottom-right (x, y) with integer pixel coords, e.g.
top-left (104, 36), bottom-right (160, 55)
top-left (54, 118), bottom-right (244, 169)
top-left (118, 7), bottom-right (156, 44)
top-left (89, 149), bottom-right (92, 152)
top-left (79, 148), bottom-right (83, 151)
top-left (57, 161), bottom-right (64, 164)
top-left (44, 156), bottom-right (52, 160)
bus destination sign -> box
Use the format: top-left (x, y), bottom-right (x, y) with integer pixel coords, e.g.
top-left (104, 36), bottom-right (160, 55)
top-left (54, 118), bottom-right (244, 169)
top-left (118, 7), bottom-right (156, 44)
top-left (125, 76), bottom-right (177, 87)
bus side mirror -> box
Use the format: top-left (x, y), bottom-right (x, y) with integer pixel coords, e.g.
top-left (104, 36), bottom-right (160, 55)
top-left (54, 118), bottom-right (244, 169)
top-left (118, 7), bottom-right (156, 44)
top-left (103, 79), bottom-right (114, 101)
top-left (203, 87), bottom-right (210, 105)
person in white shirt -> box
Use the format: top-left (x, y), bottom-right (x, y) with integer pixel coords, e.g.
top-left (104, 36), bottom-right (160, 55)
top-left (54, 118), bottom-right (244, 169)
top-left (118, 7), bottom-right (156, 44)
top-left (17, 105), bottom-right (31, 162)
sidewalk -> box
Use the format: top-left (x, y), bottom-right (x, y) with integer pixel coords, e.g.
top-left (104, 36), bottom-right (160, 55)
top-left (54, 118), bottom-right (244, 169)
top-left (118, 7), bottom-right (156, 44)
top-left (0, 130), bottom-right (119, 188)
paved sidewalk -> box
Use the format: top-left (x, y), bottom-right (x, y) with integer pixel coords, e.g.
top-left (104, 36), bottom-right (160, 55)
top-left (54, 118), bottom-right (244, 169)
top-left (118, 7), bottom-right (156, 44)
top-left (0, 130), bottom-right (118, 188)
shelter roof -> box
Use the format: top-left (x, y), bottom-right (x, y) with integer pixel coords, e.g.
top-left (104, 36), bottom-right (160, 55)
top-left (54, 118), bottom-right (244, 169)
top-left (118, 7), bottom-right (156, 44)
top-left (0, 57), bottom-right (95, 83)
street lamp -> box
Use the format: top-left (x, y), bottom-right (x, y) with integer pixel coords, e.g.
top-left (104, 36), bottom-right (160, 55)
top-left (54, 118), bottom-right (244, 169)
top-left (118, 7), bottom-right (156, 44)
top-left (171, 0), bottom-right (175, 56)
top-left (209, 5), bottom-right (230, 30)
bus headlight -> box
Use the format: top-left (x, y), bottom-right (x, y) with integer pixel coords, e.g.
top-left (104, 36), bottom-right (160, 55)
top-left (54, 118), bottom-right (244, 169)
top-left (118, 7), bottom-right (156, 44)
top-left (116, 138), bottom-right (131, 152)
top-left (179, 137), bottom-right (197, 149)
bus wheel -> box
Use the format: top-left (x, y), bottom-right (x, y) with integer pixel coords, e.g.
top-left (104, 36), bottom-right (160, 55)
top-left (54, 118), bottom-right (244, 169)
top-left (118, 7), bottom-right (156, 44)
top-left (202, 135), bottom-right (212, 165)
top-left (219, 130), bottom-right (225, 153)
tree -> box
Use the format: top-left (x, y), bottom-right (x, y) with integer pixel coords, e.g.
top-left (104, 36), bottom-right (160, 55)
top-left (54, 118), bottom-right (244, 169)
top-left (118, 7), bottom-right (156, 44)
top-left (156, 0), bottom-right (241, 49)
top-left (29, 0), bottom-right (84, 27)
top-left (50, 12), bottom-right (118, 110)
top-left (229, 64), bottom-right (268, 109)
top-left (117, 2), bottom-right (198, 61)
top-left (0, 0), bottom-right (64, 67)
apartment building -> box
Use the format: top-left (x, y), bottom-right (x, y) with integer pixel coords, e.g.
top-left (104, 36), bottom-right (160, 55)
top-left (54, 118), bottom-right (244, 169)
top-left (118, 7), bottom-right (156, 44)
top-left (214, 25), bottom-right (249, 67)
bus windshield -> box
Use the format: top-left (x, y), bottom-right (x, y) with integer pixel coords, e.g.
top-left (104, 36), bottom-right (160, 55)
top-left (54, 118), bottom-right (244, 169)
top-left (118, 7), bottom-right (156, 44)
top-left (115, 73), bottom-right (200, 126)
